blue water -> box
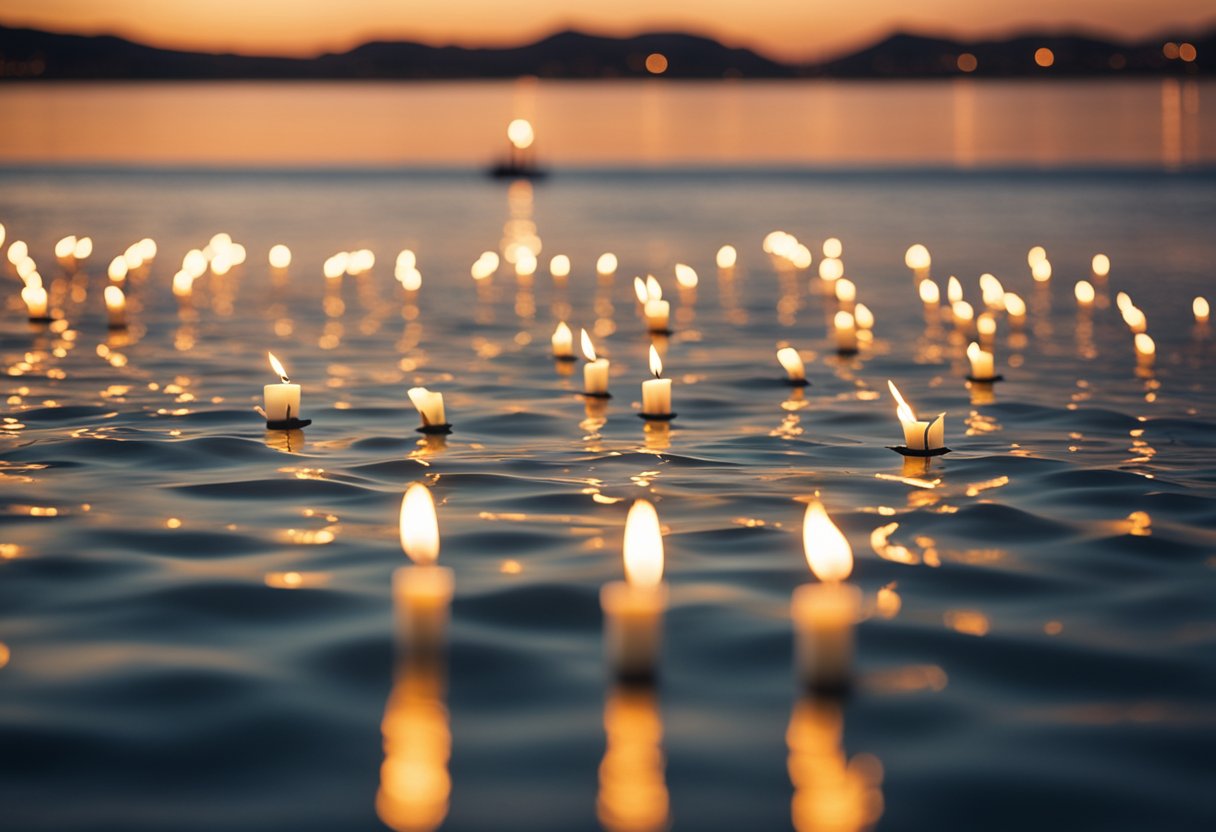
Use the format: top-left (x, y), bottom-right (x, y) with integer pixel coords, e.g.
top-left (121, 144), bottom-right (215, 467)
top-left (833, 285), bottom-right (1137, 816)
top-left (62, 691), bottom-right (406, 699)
top-left (1, 166), bottom-right (1215, 831)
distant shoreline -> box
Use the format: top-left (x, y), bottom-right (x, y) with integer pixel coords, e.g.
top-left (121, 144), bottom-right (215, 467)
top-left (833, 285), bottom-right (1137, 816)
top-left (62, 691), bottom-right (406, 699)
top-left (1, 23), bottom-right (1210, 81)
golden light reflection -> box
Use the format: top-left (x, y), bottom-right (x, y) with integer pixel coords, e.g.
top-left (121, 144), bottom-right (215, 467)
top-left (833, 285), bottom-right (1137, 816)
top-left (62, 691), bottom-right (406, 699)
top-left (944, 609), bottom-right (990, 637)
top-left (377, 660), bottom-right (451, 832)
top-left (597, 685), bottom-right (669, 832)
top-left (788, 698), bottom-right (884, 832)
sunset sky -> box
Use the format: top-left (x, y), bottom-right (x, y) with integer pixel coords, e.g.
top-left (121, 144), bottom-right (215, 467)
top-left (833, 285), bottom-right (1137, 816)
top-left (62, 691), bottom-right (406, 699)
top-left (1, 0), bottom-right (1212, 61)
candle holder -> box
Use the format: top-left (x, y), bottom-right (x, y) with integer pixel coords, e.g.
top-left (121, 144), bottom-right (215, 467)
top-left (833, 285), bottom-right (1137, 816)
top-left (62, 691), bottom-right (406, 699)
top-left (416, 423), bottom-right (453, 435)
top-left (108, 322), bottom-right (129, 332)
top-left (835, 347), bottom-right (859, 357)
top-left (267, 417), bottom-right (312, 430)
top-left (553, 353), bottom-right (579, 363)
top-left (580, 390), bottom-right (613, 400)
top-left (637, 412), bottom-right (677, 422)
top-left (888, 445), bottom-right (950, 457)
top-left (648, 327), bottom-right (674, 336)
top-left (965, 374), bottom-right (1004, 384)
top-left (783, 377), bottom-right (811, 388)
top-left (28, 315), bottom-right (55, 325)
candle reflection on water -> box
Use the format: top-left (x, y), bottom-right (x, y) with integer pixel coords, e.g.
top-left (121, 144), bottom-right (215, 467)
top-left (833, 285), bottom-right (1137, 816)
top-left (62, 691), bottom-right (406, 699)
top-left (597, 685), bottom-right (669, 832)
top-left (377, 656), bottom-right (451, 832)
top-left (787, 698), bottom-right (883, 832)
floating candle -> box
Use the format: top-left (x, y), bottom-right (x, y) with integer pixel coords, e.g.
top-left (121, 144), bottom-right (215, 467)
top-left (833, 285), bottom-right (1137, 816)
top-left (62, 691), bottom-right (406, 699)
top-left (904, 243), bottom-right (931, 273)
top-left (103, 284), bottom-right (127, 329)
top-left (1074, 280), bottom-right (1095, 307)
top-left (550, 254), bottom-right (571, 280)
top-left (264, 352), bottom-right (304, 426)
top-left (1004, 293), bottom-right (1027, 328)
top-left (1091, 253), bottom-right (1110, 280)
top-left (552, 321), bottom-right (576, 360)
top-left (854, 303), bottom-right (874, 332)
top-left (7, 239), bottom-right (28, 265)
top-left (268, 244), bottom-right (292, 269)
top-left (596, 253), bottom-right (618, 277)
top-left (640, 345), bottom-right (673, 419)
top-left (1134, 333), bottom-right (1156, 368)
top-left (716, 245), bottom-right (737, 270)
top-left (54, 235), bottom-right (76, 261)
top-left (601, 499), bottom-right (668, 682)
top-left (582, 329), bottom-right (611, 397)
top-left (887, 380), bottom-right (946, 454)
top-left (778, 347), bottom-right (808, 386)
top-left (947, 276), bottom-right (963, 305)
top-left (394, 483), bottom-right (454, 659)
top-left (107, 256), bottom-right (128, 283)
top-left (1031, 259), bottom-right (1052, 283)
top-left (966, 341), bottom-right (998, 382)
top-left (644, 299), bottom-right (671, 333)
top-left (835, 278), bottom-right (856, 307)
top-left (818, 258), bottom-right (843, 283)
top-left (408, 387), bottom-right (450, 434)
top-left (22, 285), bottom-right (49, 321)
top-left (979, 273), bottom-right (1005, 310)
top-left (918, 279), bottom-right (940, 306)
top-left (792, 498), bottom-right (861, 693)
top-left (1194, 297), bottom-right (1209, 324)
top-left (833, 310), bottom-right (858, 355)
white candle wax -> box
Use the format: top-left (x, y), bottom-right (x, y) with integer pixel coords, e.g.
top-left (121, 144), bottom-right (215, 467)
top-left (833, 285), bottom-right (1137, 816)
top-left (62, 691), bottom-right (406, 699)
top-left (408, 387), bottom-right (447, 427)
top-left (901, 413), bottom-right (945, 450)
top-left (642, 378), bottom-right (672, 416)
top-left (104, 285), bottom-right (127, 328)
top-left (967, 343), bottom-right (995, 380)
top-left (792, 581), bottom-right (861, 691)
top-left (584, 358), bottom-right (610, 395)
top-left (834, 311), bottom-right (858, 354)
top-left (552, 322), bottom-right (575, 359)
top-left (393, 565), bottom-right (455, 658)
top-left (22, 285), bottom-right (48, 319)
top-left (601, 581), bottom-right (668, 681)
top-left (264, 382), bottom-right (302, 422)
top-left (644, 299), bottom-right (670, 332)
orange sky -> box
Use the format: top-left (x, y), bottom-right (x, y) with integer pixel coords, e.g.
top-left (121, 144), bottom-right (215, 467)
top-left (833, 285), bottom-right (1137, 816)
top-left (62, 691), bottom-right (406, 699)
top-left (2, 0), bottom-right (1212, 61)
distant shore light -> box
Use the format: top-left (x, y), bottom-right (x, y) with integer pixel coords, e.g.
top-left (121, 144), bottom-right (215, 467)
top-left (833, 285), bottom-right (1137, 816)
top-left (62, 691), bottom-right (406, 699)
top-left (957, 53), bottom-right (977, 73)
top-left (1035, 47), bottom-right (1055, 68)
top-left (645, 53), bottom-right (668, 75)
top-left (507, 119), bottom-right (534, 150)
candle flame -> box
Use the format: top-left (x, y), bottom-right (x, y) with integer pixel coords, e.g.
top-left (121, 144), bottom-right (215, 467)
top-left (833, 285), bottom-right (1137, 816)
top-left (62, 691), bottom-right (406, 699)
top-left (1194, 296), bottom-right (1210, 322)
top-left (649, 344), bottom-right (663, 378)
top-left (399, 483), bottom-right (440, 565)
top-left (633, 277), bottom-right (649, 304)
top-left (645, 274), bottom-right (662, 301)
top-left (947, 276), bottom-right (963, 304)
top-left (918, 280), bottom-right (940, 305)
top-left (268, 352), bottom-right (290, 383)
top-left (802, 499), bottom-right (853, 582)
top-left (716, 245), bottom-right (737, 269)
top-left (1134, 332), bottom-right (1155, 357)
top-left (904, 243), bottom-right (930, 270)
top-left (1092, 253), bottom-right (1110, 277)
top-left (623, 499), bottom-right (663, 588)
top-left (966, 341), bottom-right (985, 363)
top-left (581, 328), bottom-right (598, 362)
top-left (834, 310), bottom-right (855, 331)
top-left (887, 380), bottom-right (916, 425)
top-left (777, 347), bottom-right (805, 380)
top-left (553, 321), bottom-right (572, 344)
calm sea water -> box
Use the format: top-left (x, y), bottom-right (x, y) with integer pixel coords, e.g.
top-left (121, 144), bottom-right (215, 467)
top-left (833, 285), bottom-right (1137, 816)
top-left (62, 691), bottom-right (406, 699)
top-left (0, 79), bottom-right (1211, 168)
top-left (1, 81), bottom-right (1215, 832)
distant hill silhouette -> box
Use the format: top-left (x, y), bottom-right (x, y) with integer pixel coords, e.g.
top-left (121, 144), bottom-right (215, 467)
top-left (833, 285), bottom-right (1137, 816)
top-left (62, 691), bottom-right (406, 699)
top-left (0, 22), bottom-right (1211, 80)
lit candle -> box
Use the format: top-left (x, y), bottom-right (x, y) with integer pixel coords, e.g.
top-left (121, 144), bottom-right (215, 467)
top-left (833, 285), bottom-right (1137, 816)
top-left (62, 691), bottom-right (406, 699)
top-left (601, 499), bottom-right (668, 682)
top-left (268, 244), bottom-right (292, 270)
top-left (777, 347), bottom-right (809, 386)
top-left (644, 299), bottom-right (671, 333)
top-left (792, 498), bottom-right (861, 693)
top-left (979, 273), bottom-right (1005, 310)
top-left (640, 345), bottom-right (673, 419)
top-left (1134, 333), bottom-right (1155, 368)
top-left (716, 244), bottom-right (737, 270)
top-left (394, 483), bottom-right (454, 659)
top-left (833, 310), bottom-right (858, 355)
top-left (104, 284), bottom-right (127, 329)
top-left (108, 256), bottom-right (128, 283)
top-left (1064, 285), bottom-right (1090, 316)
top-left (22, 285), bottom-right (49, 321)
top-left (887, 380), bottom-right (946, 454)
top-left (966, 341), bottom-right (999, 382)
top-left (1091, 253), bottom-right (1110, 280)
top-left (408, 387), bottom-right (450, 434)
top-left (904, 243), bottom-right (931, 277)
top-left (1004, 293), bottom-right (1027, 328)
top-left (552, 321), bottom-right (576, 361)
top-left (674, 263), bottom-right (698, 289)
top-left (918, 279), bottom-right (940, 310)
top-left (596, 253), bottom-right (618, 278)
top-left (834, 278), bottom-right (856, 310)
top-left (550, 254), bottom-right (571, 280)
top-left (582, 329), bottom-right (611, 397)
top-left (263, 352), bottom-right (305, 426)
top-left (1194, 297), bottom-right (1209, 324)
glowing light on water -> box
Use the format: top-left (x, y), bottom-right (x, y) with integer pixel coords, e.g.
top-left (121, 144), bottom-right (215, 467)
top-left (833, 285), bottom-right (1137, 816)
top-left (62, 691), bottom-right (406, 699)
top-left (550, 254), bottom-right (570, 278)
top-left (818, 258), bottom-right (843, 282)
top-left (904, 244), bottom-right (930, 271)
top-left (8, 240), bottom-right (29, 264)
top-left (507, 118), bottom-right (535, 150)
top-left (674, 263), bottom-right (698, 288)
top-left (54, 235), bottom-right (76, 259)
top-left (268, 244), bottom-right (292, 269)
top-left (716, 245), bottom-right (737, 269)
top-left (835, 278), bottom-right (856, 304)
top-left (596, 253), bottom-right (618, 276)
top-left (1074, 280), bottom-right (1095, 306)
top-left (919, 280), bottom-right (940, 305)
top-left (1092, 253), bottom-right (1110, 277)
top-left (1193, 297), bottom-right (1209, 323)
top-left (822, 237), bottom-right (843, 259)
top-left (108, 256), bottom-right (128, 283)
